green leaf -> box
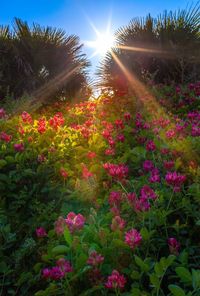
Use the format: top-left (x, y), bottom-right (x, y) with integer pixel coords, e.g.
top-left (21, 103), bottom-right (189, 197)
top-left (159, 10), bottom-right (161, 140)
top-left (131, 270), bottom-right (141, 280)
top-left (140, 227), bottom-right (150, 240)
top-left (0, 159), bottom-right (7, 168)
top-left (168, 285), bottom-right (186, 296)
top-left (192, 269), bottom-right (200, 289)
top-left (154, 262), bottom-right (164, 277)
top-left (51, 245), bottom-right (69, 256)
top-left (64, 226), bottom-right (72, 246)
top-left (175, 267), bottom-right (192, 285)
top-left (150, 273), bottom-right (160, 289)
top-left (134, 255), bottom-right (150, 272)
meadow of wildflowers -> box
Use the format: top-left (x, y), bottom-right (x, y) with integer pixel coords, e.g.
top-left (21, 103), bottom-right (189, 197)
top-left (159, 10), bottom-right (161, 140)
top-left (0, 82), bottom-right (200, 295)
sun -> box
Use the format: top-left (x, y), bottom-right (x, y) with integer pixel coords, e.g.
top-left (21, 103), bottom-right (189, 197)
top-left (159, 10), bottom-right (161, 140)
top-left (87, 31), bottom-right (115, 57)
top-left (85, 21), bottom-right (115, 58)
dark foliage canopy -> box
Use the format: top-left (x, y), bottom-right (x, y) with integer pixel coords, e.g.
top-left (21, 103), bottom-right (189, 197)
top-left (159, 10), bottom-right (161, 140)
top-left (0, 19), bottom-right (90, 102)
top-left (98, 2), bottom-right (200, 93)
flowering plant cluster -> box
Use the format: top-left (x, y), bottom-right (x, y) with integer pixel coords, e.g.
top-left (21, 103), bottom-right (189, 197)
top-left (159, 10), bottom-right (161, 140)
top-left (0, 82), bottom-right (200, 295)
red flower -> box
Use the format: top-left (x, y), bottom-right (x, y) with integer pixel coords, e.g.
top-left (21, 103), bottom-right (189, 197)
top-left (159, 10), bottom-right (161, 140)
top-left (60, 167), bottom-right (68, 179)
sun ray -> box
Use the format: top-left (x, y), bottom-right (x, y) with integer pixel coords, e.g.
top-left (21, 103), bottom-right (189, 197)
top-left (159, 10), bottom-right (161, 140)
top-left (110, 50), bottom-right (199, 164)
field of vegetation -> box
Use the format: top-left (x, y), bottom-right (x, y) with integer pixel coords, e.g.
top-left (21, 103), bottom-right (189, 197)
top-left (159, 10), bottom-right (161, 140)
top-left (0, 3), bottom-right (200, 296)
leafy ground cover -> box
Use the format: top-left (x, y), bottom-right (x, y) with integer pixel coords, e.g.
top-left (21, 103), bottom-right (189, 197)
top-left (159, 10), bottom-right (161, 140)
top-left (0, 82), bottom-right (200, 295)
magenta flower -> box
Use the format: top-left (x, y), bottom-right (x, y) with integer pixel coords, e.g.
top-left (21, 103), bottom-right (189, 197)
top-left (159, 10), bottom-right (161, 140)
top-left (56, 258), bottom-right (73, 273)
top-left (65, 212), bottom-right (85, 233)
top-left (165, 171), bottom-right (186, 192)
top-left (135, 197), bottom-right (150, 212)
top-left (125, 229), bottom-right (142, 249)
top-left (42, 259), bottom-right (73, 281)
top-left (42, 268), bottom-right (51, 279)
top-left (168, 237), bottom-right (180, 255)
top-left (105, 270), bottom-right (126, 290)
top-left (49, 266), bottom-right (65, 280)
top-left (117, 134), bottom-right (125, 142)
top-left (36, 227), bottom-right (47, 238)
top-left (146, 140), bottom-right (156, 151)
top-left (14, 143), bottom-right (24, 152)
top-left (149, 168), bottom-right (160, 183)
top-left (87, 251), bottom-right (104, 267)
top-left (140, 185), bottom-right (157, 200)
top-left (143, 160), bottom-right (154, 172)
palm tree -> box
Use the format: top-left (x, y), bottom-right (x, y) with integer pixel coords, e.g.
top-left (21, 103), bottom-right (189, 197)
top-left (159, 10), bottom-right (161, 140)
top-left (97, 2), bottom-right (200, 93)
top-left (0, 18), bottom-right (90, 103)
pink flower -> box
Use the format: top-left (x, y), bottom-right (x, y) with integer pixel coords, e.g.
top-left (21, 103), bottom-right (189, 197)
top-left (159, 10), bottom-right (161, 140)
top-left (0, 132), bottom-right (12, 143)
top-left (110, 206), bottom-right (120, 216)
top-left (105, 148), bottom-right (115, 156)
top-left (36, 227), bottom-right (47, 238)
top-left (65, 212), bottom-right (85, 233)
top-left (149, 168), bottom-right (160, 183)
top-left (127, 192), bottom-right (137, 205)
top-left (105, 270), bottom-right (126, 290)
top-left (111, 216), bottom-right (126, 231)
top-left (56, 258), bottom-right (73, 273)
top-left (135, 197), bottom-right (150, 212)
top-left (115, 119), bottom-right (124, 129)
top-left (14, 143), bottom-right (24, 152)
top-left (87, 251), bottom-right (104, 266)
top-left (42, 268), bottom-right (51, 279)
top-left (103, 163), bottom-right (129, 180)
top-left (165, 171), bottom-right (186, 192)
top-left (125, 229), bottom-right (142, 249)
top-left (140, 185), bottom-right (157, 200)
top-left (143, 160), bottom-right (154, 172)
top-left (117, 134), bottom-right (125, 142)
top-left (37, 154), bottom-right (46, 163)
top-left (166, 129), bottom-right (176, 139)
top-left (42, 260), bottom-right (73, 281)
top-left (108, 137), bottom-right (115, 148)
top-left (108, 192), bottom-right (122, 207)
top-left (49, 266), bottom-right (65, 280)
top-left (146, 140), bottom-right (156, 151)
top-left (168, 237), bottom-right (180, 255)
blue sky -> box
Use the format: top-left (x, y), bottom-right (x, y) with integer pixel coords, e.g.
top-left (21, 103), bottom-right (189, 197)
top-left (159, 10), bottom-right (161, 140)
top-left (0, 0), bottom-right (191, 77)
